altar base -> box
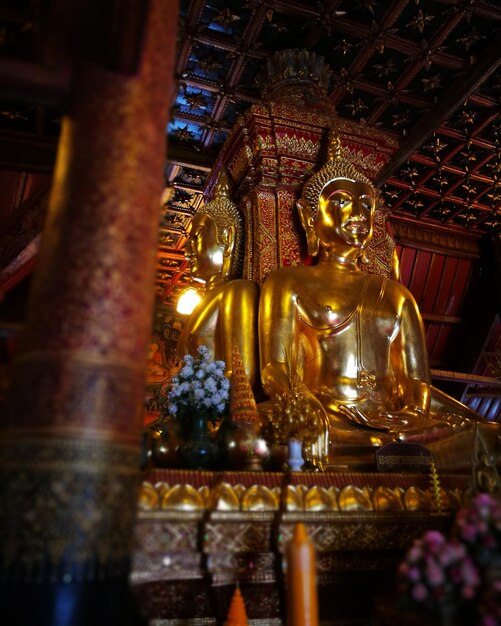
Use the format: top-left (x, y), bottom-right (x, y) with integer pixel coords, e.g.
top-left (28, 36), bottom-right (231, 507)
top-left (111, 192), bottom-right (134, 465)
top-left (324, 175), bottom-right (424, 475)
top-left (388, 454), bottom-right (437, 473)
top-left (131, 470), bottom-right (470, 626)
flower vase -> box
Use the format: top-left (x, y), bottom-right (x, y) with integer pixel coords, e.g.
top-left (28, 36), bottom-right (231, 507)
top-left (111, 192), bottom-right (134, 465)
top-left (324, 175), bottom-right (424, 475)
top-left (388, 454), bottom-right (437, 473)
top-left (177, 414), bottom-right (219, 470)
top-left (288, 439), bottom-right (304, 471)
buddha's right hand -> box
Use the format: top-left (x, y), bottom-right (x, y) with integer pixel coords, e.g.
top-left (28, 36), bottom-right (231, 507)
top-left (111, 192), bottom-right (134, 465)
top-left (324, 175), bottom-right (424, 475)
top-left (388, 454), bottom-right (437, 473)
top-left (295, 386), bottom-right (329, 469)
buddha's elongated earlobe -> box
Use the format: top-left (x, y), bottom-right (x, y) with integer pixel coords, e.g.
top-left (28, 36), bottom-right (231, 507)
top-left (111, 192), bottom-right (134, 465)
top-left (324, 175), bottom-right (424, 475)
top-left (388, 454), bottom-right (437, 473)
top-left (221, 225), bottom-right (236, 279)
top-left (297, 199), bottom-right (319, 257)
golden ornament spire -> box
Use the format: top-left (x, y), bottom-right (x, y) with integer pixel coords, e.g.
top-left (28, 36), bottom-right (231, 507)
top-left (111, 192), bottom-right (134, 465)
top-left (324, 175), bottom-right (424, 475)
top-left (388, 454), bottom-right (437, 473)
top-left (213, 167), bottom-right (232, 200)
top-left (327, 124), bottom-right (343, 162)
top-left (225, 586), bottom-right (249, 626)
top-left (230, 338), bottom-right (259, 424)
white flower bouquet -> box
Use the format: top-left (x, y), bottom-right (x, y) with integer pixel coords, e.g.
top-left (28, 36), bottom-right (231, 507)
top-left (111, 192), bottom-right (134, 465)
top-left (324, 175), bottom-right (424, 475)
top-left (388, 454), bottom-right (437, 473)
top-left (168, 345), bottom-right (230, 426)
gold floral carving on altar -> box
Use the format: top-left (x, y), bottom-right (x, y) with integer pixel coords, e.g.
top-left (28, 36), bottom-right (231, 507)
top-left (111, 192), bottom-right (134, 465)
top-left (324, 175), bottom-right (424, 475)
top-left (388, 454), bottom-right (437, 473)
top-left (255, 134), bottom-right (274, 152)
top-left (316, 551), bottom-right (402, 575)
top-left (138, 480), bottom-right (465, 514)
top-left (132, 549), bottom-right (203, 583)
top-left (279, 157), bottom-right (315, 179)
top-left (278, 513), bottom-right (452, 553)
top-left (275, 133), bottom-right (319, 160)
top-left (204, 517), bottom-right (275, 553)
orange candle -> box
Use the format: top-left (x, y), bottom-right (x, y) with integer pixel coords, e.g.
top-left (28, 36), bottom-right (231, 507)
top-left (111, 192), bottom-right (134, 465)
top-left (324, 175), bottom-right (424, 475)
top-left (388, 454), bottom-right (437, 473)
top-left (286, 523), bottom-right (319, 626)
top-left (225, 586), bottom-right (249, 626)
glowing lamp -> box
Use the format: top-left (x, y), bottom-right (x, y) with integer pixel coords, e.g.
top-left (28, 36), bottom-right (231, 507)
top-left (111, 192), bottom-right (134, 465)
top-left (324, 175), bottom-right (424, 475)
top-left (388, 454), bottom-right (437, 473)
top-left (176, 287), bottom-right (202, 315)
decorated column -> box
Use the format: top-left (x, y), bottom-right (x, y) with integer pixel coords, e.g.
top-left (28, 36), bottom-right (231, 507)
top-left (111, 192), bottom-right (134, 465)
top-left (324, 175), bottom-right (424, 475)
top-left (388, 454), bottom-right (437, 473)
top-left (0, 1), bottom-right (178, 624)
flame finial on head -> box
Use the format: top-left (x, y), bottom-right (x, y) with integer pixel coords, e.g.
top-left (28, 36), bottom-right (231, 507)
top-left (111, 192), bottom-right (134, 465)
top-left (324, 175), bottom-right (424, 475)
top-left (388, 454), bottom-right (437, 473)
top-left (327, 125), bottom-right (343, 162)
top-left (212, 168), bottom-right (232, 200)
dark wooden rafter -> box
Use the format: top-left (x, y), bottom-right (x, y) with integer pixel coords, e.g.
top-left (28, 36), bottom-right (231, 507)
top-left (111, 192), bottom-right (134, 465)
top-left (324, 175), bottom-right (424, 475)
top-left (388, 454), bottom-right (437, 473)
top-left (329, 0), bottom-right (408, 105)
top-left (388, 109), bottom-right (501, 215)
top-left (375, 34), bottom-right (501, 186)
top-left (0, 131), bottom-right (57, 172)
top-left (0, 59), bottom-right (69, 106)
top-left (167, 143), bottom-right (213, 170)
top-left (201, 4), bottom-right (269, 148)
top-left (366, 5), bottom-right (468, 126)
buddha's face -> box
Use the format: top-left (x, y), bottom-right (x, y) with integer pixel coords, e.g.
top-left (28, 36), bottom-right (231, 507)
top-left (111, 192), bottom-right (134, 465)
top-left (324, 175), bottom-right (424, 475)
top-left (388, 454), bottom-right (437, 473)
top-left (185, 213), bottom-right (224, 283)
top-left (316, 178), bottom-right (375, 250)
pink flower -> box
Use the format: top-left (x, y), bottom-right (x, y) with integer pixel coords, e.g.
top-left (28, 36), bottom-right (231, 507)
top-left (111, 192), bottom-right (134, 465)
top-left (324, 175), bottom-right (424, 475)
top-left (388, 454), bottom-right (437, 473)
top-left (481, 616), bottom-right (497, 626)
top-left (426, 558), bottom-right (445, 587)
top-left (449, 566), bottom-right (461, 584)
top-left (407, 545), bottom-right (423, 563)
top-left (477, 521), bottom-right (488, 533)
top-left (460, 523), bottom-right (478, 542)
top-left (408, 567), bottom-right (421, 582)
top-left (461, 585), bottom-right (476, 600)
top-left (424, 530), bottom-right (446, 552)
top-left (398, 562), bottom-right (409, 576)
top-left (460, 559), bottom-right (480, 587)
top-left (412, 583), bottom-right (428, 602)
top-left (439, 543), bottom-right (458, 567)
top-left (449, 542), bottom-right (467, 560)
top-left (476, 494), bottom-right (493, 507)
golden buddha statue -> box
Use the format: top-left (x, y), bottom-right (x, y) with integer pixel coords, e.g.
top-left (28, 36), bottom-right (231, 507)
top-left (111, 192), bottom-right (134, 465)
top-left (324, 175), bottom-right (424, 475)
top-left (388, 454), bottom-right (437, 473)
top-left (177, 168), bottom-right (259, 388)
top-left (177, 169), bottom-right (268, 470)
top-left (259, 132), bottom-right (499, 471)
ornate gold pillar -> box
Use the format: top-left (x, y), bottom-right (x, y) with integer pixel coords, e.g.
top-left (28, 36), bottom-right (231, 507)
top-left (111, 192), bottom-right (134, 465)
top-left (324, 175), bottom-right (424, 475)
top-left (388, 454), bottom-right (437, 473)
top-left (0, 1), bottom-right (178, 624)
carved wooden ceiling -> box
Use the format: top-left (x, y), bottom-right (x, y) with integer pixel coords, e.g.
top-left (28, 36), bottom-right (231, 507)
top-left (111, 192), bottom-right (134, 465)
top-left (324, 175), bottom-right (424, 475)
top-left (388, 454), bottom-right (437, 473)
top-left (155, 0), bottom-right (501, 304)
top-left (0, 0), bottom-right (500, 415)
top-left (1, 0), bottom-right (500, 304)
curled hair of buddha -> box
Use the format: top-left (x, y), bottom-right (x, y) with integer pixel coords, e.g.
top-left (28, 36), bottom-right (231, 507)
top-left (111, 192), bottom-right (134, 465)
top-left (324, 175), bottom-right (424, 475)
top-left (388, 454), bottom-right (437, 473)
top-left (198, 168), bottom-right (244, 278)
top-left (300, 126), bottom-right (374, 221)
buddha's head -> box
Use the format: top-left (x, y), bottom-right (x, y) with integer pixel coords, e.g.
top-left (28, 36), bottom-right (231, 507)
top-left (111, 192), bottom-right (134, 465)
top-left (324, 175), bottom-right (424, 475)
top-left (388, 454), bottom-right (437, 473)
top-left (297, 130), bottom-right (376, 258)
top-left (185, 169), bottom-right (244, 283)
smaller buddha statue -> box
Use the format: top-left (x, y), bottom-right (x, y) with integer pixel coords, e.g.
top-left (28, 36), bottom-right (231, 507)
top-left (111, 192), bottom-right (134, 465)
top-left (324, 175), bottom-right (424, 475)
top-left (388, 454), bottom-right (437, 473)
top-left (177, 170), bottom-right (267, 469)
top-left (177, 169), bottom-right (259, 388)
top-left (258, 130), bottom-right (500, 471)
